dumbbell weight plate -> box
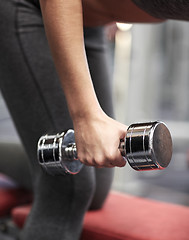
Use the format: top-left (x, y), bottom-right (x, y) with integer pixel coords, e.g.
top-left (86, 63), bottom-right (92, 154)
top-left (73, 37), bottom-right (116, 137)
top-left (38, 130), bottom-right (83, 175)
top-left (124, 121), bottom-right (172, 171)
top-left (61, 129), bottom-right (83, 174)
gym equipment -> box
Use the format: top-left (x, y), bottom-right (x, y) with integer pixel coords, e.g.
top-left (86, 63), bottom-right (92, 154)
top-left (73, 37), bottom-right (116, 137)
top-left (37, 121), bottom-right (172, 175)
top-left (11, 192), bottom-right (189, 240)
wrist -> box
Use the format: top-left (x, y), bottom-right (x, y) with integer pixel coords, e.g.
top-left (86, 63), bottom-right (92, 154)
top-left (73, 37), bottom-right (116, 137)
top-left (71, 101), bottom-right (103, 123)
top-left (63, 75), bottom-right (103, 121)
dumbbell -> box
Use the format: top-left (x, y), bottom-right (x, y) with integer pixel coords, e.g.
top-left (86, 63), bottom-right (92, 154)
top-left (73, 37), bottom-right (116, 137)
top-left (37, 121), bottom-right (172, 175)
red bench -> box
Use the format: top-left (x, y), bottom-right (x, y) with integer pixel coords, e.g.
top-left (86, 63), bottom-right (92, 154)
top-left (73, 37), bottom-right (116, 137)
top-left (11, 191), bottom-right (189, 240)
top-left (0, 188), bottom-right (32, 217)
top-left (0, 174), bottom-right (32, 217)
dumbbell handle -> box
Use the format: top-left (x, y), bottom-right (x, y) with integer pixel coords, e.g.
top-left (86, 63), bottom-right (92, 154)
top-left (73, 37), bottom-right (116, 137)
top-left (62, 140), bottom-right (125, 160)
top-left (62, 143), bottom-right (77, 159)
top-left (38, 121), bottom-right (172, 175)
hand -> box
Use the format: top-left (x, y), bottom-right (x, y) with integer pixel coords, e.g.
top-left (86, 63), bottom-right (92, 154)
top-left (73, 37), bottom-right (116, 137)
top-left (73, 110), bottom-right (127, 168)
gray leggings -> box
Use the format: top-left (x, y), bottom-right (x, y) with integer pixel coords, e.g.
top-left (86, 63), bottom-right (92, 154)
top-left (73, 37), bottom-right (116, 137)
top-left (0, 0), bottom-right (114, 239)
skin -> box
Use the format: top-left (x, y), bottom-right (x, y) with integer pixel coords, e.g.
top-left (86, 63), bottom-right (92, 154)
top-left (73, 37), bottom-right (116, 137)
top-left (39, 0), bottom-right (163, 168)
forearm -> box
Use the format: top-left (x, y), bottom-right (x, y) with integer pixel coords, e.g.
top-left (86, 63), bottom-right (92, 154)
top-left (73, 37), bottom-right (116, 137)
top-left (39, 0), bottom-right (127, 168)
top-left (39, 0), bottom-right (101, 120)
top-left (132, 0), bottom-right (189, 20)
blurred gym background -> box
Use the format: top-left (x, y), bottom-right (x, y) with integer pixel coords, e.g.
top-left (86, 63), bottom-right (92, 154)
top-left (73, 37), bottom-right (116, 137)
top-left (1, 20), bottom-right (189, 206)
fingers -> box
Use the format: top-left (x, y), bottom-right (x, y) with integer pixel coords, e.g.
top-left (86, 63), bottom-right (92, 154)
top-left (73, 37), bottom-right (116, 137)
top-left (77, 129), bottom-right (128, 168)
top-left (107, 150), bottom-right (127, 168)
top-left (74, 114), bottom-right (128, 169)
top-left (78, 148), bottom-right (127, 169)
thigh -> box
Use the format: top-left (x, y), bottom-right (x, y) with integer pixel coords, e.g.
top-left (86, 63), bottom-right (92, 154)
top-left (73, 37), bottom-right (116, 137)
top-left (0, 0), bottom-right (114, 211)
top-left (0, 3), bottom-right (96, 239)
top-left (0, 0), bottom-right (72, 171)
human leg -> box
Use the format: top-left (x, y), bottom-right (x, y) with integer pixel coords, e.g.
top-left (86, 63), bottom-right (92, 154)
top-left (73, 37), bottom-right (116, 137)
top-left (0, 1), bottom-right (115, 239)
top-left (0, 1), bottom-right (95, 239)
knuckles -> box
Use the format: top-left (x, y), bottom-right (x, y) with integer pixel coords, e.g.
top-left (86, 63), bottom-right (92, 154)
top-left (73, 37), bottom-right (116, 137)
top-left (77, 149), bottom-right (126, 168)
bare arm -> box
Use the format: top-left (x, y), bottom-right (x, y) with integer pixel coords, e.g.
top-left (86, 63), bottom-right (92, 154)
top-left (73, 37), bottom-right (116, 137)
top-left (39, 0), bottom-right (126, 168)
top-left (39, 0), bottom-right (99, 118)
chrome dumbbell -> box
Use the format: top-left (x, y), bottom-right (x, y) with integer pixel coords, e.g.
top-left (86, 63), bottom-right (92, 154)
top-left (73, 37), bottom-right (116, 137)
top-left (37, 121), bottom-right (172, 175)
